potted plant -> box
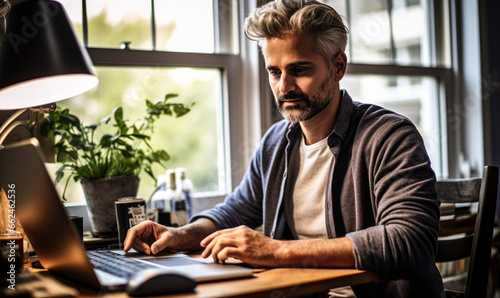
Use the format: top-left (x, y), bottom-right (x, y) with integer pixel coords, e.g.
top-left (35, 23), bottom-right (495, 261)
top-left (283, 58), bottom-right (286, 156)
top-left (40, 93), bottom-right (193, 236)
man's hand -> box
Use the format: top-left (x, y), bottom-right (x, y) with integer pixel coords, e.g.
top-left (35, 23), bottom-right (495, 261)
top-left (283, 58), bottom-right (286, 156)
top-left (200, 225), bottom-right (283, 266)
top-left (123, 220), bottom-right (177, 255)
top-left (123, 218), bottom-right (218, 255)
top-left (200, 225), bottom-right (356, 269)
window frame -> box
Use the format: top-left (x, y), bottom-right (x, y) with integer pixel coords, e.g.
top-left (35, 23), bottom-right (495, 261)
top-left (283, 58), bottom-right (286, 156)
top-left (63, 1), bottom-right (263, 215)
top-left (345, 63), bottom-right (453, 178)
top-left (87, 48), bottom-right (240, 192)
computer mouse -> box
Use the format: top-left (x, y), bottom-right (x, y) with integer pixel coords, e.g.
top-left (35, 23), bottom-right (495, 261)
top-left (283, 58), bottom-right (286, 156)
top-left (126, 268), bottom-right (197, 297)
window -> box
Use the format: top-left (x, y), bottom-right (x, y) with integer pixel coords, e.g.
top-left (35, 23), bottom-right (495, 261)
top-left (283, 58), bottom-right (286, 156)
top-left (54, 0), bottom-right (248, 204)
top-left (310, 0), bottom-right (453, 177)
top-left (54, 0), bottom-right (468, 205)
top-left (341, 75), bottom-right (444, 174)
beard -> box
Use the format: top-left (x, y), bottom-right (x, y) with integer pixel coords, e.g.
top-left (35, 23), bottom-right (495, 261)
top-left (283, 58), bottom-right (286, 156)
top-left (275, 73), bottom-right (336, 123)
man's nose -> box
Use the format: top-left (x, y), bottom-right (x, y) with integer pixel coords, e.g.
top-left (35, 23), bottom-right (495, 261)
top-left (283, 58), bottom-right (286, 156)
top-left (278, 73), bottom-right (296, 94)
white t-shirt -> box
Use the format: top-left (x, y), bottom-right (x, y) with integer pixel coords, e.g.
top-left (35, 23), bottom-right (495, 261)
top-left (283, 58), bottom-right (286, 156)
top-left (284, 134), bottom-right (330, 239)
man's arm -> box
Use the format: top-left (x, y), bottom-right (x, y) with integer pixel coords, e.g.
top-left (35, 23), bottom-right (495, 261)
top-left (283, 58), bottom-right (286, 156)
top-left (123, 218), bottom-right (218, 254)
top-left (345, 110), bottom-right (440, 278)
top-left (200, 225), bottom-right (355, 268)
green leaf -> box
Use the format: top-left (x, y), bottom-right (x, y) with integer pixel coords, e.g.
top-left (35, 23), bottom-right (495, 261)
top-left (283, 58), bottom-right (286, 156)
top-left (83, 143), bottom-right (95, 151)
top-left (147, 108), bottom-right (161, 115)
top-left (113, 107), bottom-right (124, 124)
top-left (69, 137), bottom-right (86, 149)
top-left (100, 134), bottom-right (113, 147)
top-left (173, 105), bottom-right (191, 117)
top-left (60, 113), bottom-right (81, 128)
top-left (55, 166), bottom-right (65, 184)
top-left (144, 166), bottom-right (156, 181)
top-left (120, 149), bottom-right (134, 158)
top-left (164, 93), bottom-right (179, 101)
top-left (85, 123), bottom-right (99, 130)
top-left (153, 149), bottom-right (170, 161)
top-left (115, 139), bottom-right (133, 151)
top-left (68, 150), bottom-right (79, 160)
top-left (39, 119), bottom-right (52, 137)
top-left (129, 133), bottom-right (150, 140)
top-left (56, 150), bottom-right (69, 163)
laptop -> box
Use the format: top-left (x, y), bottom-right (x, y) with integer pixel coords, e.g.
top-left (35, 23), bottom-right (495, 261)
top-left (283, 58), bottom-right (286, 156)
top-left (0, 138), bottom-right (253, 290)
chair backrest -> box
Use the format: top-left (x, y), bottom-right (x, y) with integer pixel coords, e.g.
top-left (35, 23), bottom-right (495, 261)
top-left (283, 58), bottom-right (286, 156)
top-left (435, 165), bottom-right (499, 298)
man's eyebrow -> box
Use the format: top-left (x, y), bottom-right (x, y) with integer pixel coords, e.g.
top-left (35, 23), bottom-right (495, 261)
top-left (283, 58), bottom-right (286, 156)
top-left (287, 61), bottom-right (314, 67)
top-left (266, 61), bottom-right (314, 70)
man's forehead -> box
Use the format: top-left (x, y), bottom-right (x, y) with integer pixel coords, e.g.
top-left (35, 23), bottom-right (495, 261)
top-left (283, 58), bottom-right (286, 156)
top-left (262, 34), bottom-right (322, 67)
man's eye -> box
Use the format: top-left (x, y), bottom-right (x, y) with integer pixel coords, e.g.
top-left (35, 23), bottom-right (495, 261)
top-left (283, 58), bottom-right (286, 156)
top-left (291, 67), bottom-right (307, 75)
top-left (269, 70), bottom-right (281, 77)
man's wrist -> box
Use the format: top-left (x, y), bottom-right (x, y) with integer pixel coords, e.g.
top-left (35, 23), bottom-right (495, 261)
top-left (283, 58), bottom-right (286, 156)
top-left (273, 240), bottom-right (295, 267)
top-left (176, 218), bottom-right (218, 251)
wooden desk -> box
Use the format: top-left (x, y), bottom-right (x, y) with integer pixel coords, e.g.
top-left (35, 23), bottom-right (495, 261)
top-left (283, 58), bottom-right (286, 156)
top-left (26, 255), bottom-right (377, 298)
top-left (163, 267), bottom-right (376, 298)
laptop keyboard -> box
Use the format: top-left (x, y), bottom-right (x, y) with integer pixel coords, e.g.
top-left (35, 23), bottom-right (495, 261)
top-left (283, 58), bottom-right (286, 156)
top-left (86, 250), bottom-right (151, 278)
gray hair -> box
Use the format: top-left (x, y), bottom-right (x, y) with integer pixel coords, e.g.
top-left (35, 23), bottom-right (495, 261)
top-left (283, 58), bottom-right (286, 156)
top-left (244, 0), bottom-right (348, 63)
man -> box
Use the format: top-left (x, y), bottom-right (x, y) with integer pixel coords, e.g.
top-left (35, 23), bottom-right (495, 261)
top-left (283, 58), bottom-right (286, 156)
top-left (124, 0), bottom-right (444, 296)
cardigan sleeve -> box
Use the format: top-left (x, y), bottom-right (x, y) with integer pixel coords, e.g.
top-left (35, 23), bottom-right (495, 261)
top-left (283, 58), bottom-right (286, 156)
top-left (346, 109), bottom-right (440, 279)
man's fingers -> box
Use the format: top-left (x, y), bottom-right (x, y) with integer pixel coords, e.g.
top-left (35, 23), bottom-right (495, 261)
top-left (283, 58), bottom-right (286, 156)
top-left (200, 230), bottom-right (224, 259)
top-left (200, 238), bottom-right (215, 259)
top-left (123, 227), bottom-right (139, 252)
top-left (123, 220), bottom-right (156, 253)
top-left (202, 236), bottom-right (238, 262)
top-left (200, 226), bottom-right (243, 247)
top-left (150, 236), bottom-right (169, 254)
top-left (200, 230), bottom-right (221, 247)
top-left (216, 247), bottom-right (240, 264)
top-left (201, 232), bottom-right (228, 259)
top-left (132, 238), bottom-right (151, 255)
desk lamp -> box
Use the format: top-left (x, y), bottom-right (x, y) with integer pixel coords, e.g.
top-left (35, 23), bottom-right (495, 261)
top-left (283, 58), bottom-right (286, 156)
top-left (0, 0), bottom-right (98, 147)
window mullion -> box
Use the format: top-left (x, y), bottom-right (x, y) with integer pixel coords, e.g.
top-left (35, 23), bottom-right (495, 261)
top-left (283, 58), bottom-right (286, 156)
top-left (215, 0), bottom-right (238, 54)
top-left (387, 0), bottom-right (397, 64)
top-left (213, 0), bottom-right (221, 53)
top-left (151, 0), bottom-right (156, 51)
top-left (425, 0), bottom-right (437, 67)
top-left (82, 0), bottom-right (88, 47)
top-left (345, 0), bottom-right (353, 59)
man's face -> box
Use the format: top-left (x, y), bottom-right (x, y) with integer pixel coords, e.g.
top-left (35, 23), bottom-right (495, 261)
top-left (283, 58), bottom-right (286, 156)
top-left (263, 34), bottom-right (336, 123)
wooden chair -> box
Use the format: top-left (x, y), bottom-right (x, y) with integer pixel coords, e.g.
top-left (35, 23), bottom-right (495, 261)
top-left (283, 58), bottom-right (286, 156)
top-left (435, 165), bottom-right (499, 298)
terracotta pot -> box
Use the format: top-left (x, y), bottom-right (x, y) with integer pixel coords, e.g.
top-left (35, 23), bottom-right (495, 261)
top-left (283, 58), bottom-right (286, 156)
top-left (81, 176), bottom-right (139, 237)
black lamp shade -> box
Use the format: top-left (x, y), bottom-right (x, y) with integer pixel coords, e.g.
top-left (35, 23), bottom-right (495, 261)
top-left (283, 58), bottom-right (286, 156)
top-left (0, 0), bottom-right (98, 110)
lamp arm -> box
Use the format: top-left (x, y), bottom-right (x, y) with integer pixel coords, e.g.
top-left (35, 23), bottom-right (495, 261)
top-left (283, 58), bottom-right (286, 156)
top-left (0, 108), bottom-right (27, 136)
top-left (0, 119), bottom-right (36, 148)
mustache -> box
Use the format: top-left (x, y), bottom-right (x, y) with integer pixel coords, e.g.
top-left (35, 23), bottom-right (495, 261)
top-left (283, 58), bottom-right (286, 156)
top-left (277, 91), bottom-right (310, 102)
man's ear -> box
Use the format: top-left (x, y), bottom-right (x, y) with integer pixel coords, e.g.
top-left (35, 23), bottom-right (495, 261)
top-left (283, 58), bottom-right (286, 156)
top-left (332, 52), bottom-right (347, 81)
